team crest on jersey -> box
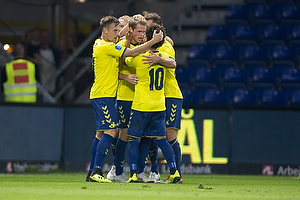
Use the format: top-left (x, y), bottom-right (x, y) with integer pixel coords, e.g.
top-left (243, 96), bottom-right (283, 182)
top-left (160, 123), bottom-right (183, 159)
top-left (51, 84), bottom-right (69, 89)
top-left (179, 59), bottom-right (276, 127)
top-left (115, 45), bottom-right (122, 51)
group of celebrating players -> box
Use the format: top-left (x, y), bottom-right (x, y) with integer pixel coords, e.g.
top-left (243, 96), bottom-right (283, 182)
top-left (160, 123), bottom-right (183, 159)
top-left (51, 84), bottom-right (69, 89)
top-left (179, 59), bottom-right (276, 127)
top-left (86, 12), bottom-right (183, 184)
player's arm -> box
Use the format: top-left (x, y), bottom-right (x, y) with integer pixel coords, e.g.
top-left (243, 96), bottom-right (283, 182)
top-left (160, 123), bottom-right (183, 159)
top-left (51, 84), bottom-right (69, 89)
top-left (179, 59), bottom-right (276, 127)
top-left (142, 50), bottom-right (176, 68)
top-left (123, 30), bottom-right (163, 57)
top-left (118, 72), bottom-right (139, 85)
top-left (119, 23), bottom-right (129, 39)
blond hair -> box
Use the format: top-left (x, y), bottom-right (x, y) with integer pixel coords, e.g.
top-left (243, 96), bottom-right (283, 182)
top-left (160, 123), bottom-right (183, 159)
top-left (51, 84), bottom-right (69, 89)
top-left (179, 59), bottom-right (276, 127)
top-left (129, 14), bottom-right (147, 30)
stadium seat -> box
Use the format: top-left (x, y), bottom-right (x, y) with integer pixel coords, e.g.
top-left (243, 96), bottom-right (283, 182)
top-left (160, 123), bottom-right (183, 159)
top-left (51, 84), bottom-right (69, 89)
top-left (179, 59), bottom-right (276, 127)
top-left (210, 44), bottom-right (239, 64)
top-left (260, 89), bottom-right (288, 106)
top-left (225, 5), bottom-right (250, 24)
top-left (194, 85), bottom-right (218, 102)
top-left (250, 4), bottom-right (277, 24)
top-left (192, 65), bottom-right (219, 88)
top-left (186, 45), bottom-right (211, 65)
top-left (231, 24), bottom-right (260, 45)
top-left (261, 24), bottom-right (289, 45)
top-left (223, 85), bottom-right (247, 97)
top-left (280, 67), bottom-right (300, 85)
top-left (181, 87), bottom-right (201, 106)
top-left (270, 63), bottom-right (294, 76)
top-left (206, 25), bottom-right (231, 45)
top-left (175, 67), bottom-right (193, 86)
top-left (202, 89), bottom-right (231, 106)
top-left (241, 44), bottom-right (270, 64)
top-left (278, 5), bottom-right (300, 24)
top-left (290, 24), bottom-right (300, 44)
top-left (221, 66), bottom-right (248, 88)
top-left (290, 89), bottom-right (300, 107)
top-left (232, 88), bottom-right (260, 106)
top-left (248, 66), bottom-right (278, 88)
top-left (270, 45), bottom-right (298, 66)
top-left (214, 62), bottom-right (239, 71)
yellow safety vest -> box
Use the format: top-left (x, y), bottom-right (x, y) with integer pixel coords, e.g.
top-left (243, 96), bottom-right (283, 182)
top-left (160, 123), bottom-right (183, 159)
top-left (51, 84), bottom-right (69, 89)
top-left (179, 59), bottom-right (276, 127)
top-left (3, 59), bottom-right (37, 103)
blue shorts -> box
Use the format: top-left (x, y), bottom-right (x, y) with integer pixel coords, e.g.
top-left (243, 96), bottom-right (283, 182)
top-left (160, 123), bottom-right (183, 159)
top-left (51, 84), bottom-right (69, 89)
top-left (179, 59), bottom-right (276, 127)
top-left (165, 98), bottom-right (183, 130)
top-left (91, 97), bottom-right (118, 131)
top-left (127, 110), bottom-right (166, 138)
top-left (116, 100), bottom-right (132, 129)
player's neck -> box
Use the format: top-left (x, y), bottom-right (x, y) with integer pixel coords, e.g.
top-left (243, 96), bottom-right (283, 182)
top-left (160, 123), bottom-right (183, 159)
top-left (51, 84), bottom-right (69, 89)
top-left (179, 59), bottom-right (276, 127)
top-left (130, 39), bottom-right (138, 46)
top-left (101, 34), bottom-right (109, 42)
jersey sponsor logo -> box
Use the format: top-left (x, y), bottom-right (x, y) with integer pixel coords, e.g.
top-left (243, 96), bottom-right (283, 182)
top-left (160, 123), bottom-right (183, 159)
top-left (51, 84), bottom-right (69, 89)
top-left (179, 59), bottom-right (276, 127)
top-left (262, 165), bottom-right (274, 176)
top-left (115, 45), bottom-right (122, 51)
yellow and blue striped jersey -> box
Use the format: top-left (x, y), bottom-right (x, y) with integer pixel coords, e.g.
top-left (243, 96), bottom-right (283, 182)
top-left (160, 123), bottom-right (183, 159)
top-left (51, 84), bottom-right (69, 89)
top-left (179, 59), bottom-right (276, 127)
top-left (90, 37), bottom-right (127, 99)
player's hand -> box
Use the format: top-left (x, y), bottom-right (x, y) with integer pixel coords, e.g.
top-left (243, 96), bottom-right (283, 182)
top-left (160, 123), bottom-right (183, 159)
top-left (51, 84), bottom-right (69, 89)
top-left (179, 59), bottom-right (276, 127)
top-left (142, 50), bottom-right (160, 68)
top-left (152, 30), bottom-right (163, 43)
top-left (126, 74), bottom-right (139, 85)
top-left (125, 30), bottom-right (133, 41)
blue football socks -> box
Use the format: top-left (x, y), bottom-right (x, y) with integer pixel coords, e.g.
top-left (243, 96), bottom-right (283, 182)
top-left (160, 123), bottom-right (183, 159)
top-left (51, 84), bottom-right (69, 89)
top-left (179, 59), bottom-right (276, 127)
top-left (155, 138), bottom-right (176, 170)
top-left (136, 137), bottom-right (151, 174)
top-left (115, 138), bottom-right (128, 175)
top-left (111, 137), bottom-right (118, 166)
top-left (93, 133), bottom-right (114, 170)
top-left (149, 138), bottom-right (159, 174)
top-left (128, 138), bottom-right (140, 171)
top-left (169, 139), bottom-right (182, 176)
top-left (89, 136), bottom-right (100, 171)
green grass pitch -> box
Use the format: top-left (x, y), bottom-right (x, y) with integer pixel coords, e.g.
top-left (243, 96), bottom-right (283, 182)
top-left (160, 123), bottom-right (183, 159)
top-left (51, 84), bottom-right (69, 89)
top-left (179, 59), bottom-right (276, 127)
top-left (0, 173), bottom-right (299, 200)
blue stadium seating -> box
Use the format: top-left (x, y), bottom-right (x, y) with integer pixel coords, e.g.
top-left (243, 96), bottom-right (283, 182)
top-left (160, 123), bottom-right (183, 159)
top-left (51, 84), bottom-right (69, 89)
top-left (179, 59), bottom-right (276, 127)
top-left (192, 65), bottom-right (219, 88)
top-left (225, 5), bottom-right (251, 24)
top-left (290, 24), bottom-right (300, 44)
top-left (202, 89), bottom-right (231, 106)
top-left (280, 67), bottom-right (300, 84)
top-left (248, 66), bottom-right (278, 88)
top-left (290, 89), bottom-right (300, 107)
top-left (232, 88), bottom-right (260, 106)
top-left (223, 85), bottom-right (247, 97)
top-left (181, 88), bottom-right (201, 106)
top-left (231, 24), bottom-right (260, 45)
top-left (261, 24), bottom-right (289, 45)
top-left (210, 44), bottom-right (239, 64)
top-left (241, 44), bottom-right (270, 64)
top-left (194, 86), bottom-right (218, 102)
top-left (270, 45), bottom-right (298, 66)
top-left (270, 63), bottom-right (294, 75)
top-left (278, 5), bottom-right (300, 23)
top-left (175, 67), bottom-right (193, 86)
top-left (250, 4), bottom-right (278, 24)
top-left (221, 66), bottom-right (248, 87)
top-left (206, 25), bottom-right (231, 44)
top-left (184, 1), bottom-right (300, 107)
top-left (186, 45), bottom-right (211, 65)
top-left (260, 89), bottom-right (288, 106)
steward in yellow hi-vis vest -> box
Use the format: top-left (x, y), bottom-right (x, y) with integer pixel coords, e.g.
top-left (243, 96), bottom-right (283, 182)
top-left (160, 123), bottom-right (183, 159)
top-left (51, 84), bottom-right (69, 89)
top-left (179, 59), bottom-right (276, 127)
top-left (2, 43), bottom-right (37, 103)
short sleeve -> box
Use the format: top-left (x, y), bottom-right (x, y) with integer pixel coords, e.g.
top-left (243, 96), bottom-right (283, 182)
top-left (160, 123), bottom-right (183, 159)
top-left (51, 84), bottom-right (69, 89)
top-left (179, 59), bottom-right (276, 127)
top-left (125, 57), bottom-right (133, 68)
